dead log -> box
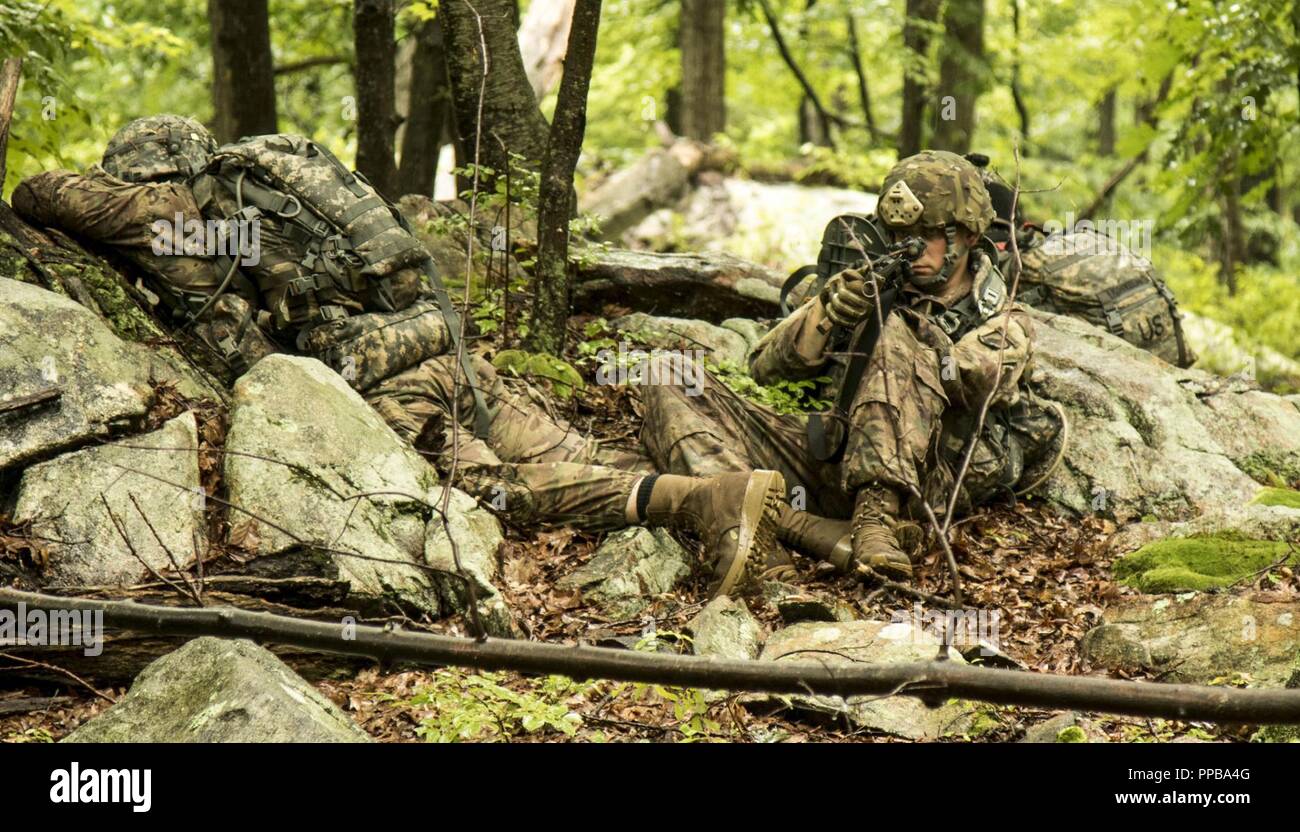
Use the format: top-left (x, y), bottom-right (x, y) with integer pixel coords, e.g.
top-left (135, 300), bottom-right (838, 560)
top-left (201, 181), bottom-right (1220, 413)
top-left (572, 247), bottom-right (785, 321)
top-left (5, 588), bottom-right (1300, 723)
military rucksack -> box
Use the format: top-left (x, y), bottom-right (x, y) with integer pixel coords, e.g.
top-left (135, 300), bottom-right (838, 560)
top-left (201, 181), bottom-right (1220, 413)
top-left (1010, 228), bottom-right (1195, 368)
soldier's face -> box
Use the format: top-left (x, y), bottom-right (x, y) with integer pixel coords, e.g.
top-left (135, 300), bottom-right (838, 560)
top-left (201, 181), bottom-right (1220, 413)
top-left (905, 226), bottom-right (978, 283)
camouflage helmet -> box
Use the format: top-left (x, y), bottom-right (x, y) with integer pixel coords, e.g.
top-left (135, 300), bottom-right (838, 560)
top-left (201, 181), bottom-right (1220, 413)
top-left (876, 150), bottom-right (995, 237)
top-left (102, 115), bottom-right (216, 183)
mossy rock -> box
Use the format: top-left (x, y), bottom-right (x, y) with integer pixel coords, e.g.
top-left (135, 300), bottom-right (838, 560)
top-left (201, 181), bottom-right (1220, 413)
top-left (1113, 532), bottom-right (1296, 593)
top-left (1250, 487), bottom-right (1300, 510)
top-left (1235, 450), bottom-right (1300, 489)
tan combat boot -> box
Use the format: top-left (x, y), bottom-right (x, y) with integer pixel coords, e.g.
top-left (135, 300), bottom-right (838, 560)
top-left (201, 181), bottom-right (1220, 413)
top-left (639, 471), bottom-right (791, 596)
top-left (850, 484), bottom-right (913, 580)
top-left (777, 505), bottom-right (852, 569)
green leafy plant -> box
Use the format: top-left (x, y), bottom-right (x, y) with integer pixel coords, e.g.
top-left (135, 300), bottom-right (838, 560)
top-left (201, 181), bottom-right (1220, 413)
top-left (392, 669), bottom-right (593, 743)
top-left (492, 349), bottom-right (585, 398)
top-left (708, 360), bottom-right (832, 415)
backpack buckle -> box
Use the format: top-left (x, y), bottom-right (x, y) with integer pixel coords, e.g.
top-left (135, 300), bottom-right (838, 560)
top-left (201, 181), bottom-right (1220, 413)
top-left (318, 305), bottom-right (347, 322)
top-left (937, 310), bottom-right (963, 336)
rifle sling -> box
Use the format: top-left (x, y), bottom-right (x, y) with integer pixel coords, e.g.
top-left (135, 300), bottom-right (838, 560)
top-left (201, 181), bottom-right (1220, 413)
top-left (421, 258), bottom-right (492, 440)
top-left (807, 285), bottom-right (899, 463)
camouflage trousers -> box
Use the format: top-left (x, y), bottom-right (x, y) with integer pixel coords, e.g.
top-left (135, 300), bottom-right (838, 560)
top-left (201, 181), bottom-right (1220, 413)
top-left (640, 313), bottom-right (1053, 522)
top-left (362, 354), bottom-right (653, 531)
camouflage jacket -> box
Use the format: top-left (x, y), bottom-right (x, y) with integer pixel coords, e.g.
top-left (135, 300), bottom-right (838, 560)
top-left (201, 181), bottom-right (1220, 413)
top-left (748, 250), bottom-right (1035, 412)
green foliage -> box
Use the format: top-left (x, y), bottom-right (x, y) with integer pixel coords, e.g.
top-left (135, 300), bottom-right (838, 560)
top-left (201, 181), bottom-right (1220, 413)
top-left (395, 668), bottom-right (589, 742)
top-left (492, 349), bottom-right (585, 398)
top-left (708, 359), bottom-right (832, 414)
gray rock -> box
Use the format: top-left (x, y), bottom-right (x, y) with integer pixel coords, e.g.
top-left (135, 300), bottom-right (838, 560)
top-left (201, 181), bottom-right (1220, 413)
top-left (223, 355), bottom-right (441, 616)
top-left (1020, 712), bottom-right (1108, 743)
top-left (423, 486), bottom-right (511, 636)
top-left (1081, 593), bottom-right (1300, 685)
top-left (13, 413), bottom-right (204, 588)
top-left (556, 527), bottom-right (691, 619)
top-left (753, 620), bottom-right (977, 740)
top-left (63, 637), bottom-right (371, 743)
top-left (689, 596), bottom-right (761, 661)
top-left (0, 277), bottom-right (155, 471)
top-left (1028, 310), bottom-right (1300, 522)
top-left (610, 313), bottom-right (751, 367)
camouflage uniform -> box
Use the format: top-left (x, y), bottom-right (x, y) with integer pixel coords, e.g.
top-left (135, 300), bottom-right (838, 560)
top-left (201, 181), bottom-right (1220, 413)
top-left (12, 117), bottom-right (655, 537)
top-left (640, 150), bottom-right (1063, 577)
top-left (642, 257), bottom-right (1041, 516)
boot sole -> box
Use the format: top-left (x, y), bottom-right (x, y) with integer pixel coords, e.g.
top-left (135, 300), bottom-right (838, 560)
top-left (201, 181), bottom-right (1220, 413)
top-left (715, 470), bottom-right (787, 597)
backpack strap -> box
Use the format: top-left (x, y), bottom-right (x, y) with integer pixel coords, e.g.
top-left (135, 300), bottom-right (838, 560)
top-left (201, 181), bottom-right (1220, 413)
top-left (779, 265), bottom-right (820, 316)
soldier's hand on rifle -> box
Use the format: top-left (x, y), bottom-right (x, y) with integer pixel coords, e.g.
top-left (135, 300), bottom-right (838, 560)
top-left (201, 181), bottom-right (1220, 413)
top-left (818, 267), bottom-right (875, 328)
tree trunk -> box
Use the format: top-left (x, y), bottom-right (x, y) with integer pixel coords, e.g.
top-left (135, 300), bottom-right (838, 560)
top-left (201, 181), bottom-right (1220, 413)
top-left (1009, 0), bottom-right (1029, 150)
top-left (207, 0), bottom-right (278, 144)
top-left (679, 0), bottom-right (726, 142)
top-left (518, 0), bottom-right (578, 99)
top-left (353, 0), bottom-right (401, 199)
top-left (527, 0), bottom-right (603, 356)
top-left (441, 0), bottom-right (552, 180)
top-left (796, 0), bottom-right (831, 147)
top-left (899, 0), bottom-right (941, 158)
top-left (845, 12), bottom-right (878, 143)
top-left (1096, 88), bottom-right (1116, 156)
top-left (931, 0), bottom-right (986, 154)
top-left (0, 57), bottom-right (21, 189)
top-left (398, 17), bottom-right (452, 198)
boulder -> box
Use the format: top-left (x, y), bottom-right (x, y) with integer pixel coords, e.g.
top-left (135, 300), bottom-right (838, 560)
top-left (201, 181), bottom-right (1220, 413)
top-left (1028, 310), bottom-right (1300, 522)
top-left (223, 355), bottom-right (441, 616)
top-left (13, 413), bottom-right (204, 588)
top-left (63, 637), bottom-right (371, 742)
top-left (752, 620), bottom-right (978, 740)
top-left (1020, 711), bottom-right (1109, 743)
top-left (0, 277), bottom-right (156, 471)
top-left (556, 527), bottom-right (691, 619)
top-left (1181, 311), bottom-right (1300, 393)
top-left (423, 487), bottom-right (511, 636)
top-left (1081, 592), bottom-right (1300, 685)
top-left (688, 596), bottom-right (762, 661)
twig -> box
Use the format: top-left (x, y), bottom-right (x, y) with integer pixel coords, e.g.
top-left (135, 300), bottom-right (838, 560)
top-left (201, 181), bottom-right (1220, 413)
top-left (0, 651), bottom-right (115, 704)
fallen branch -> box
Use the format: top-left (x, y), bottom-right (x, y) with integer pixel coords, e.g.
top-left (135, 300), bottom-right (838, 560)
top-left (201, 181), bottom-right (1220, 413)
top-left (0, 387), bottom-right (62, 416)
top-left (4, 589), bottom-right (1300, 724)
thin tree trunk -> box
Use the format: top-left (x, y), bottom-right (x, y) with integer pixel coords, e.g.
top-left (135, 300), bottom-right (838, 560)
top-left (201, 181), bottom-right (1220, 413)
top-left (899, 0), bottom-right (940, 157)
top-left (845, 12), bottom-right (878, 143)
top-left (796, 0), bottom-right (831, 147)
top-left (1009, 0), bottom-right (1029, 150)
top-left (679, 0), bottom-right (726, 141)
top-left (0, 57), bottom-right (21, 189)
top-left (1096, 88), bottom-right (1116, 156)
top-left (527, 0), bottom-right (602, 356)
top-left (758, 0), bottom-right (835, 150)
top-left (442, 0), bottom-right (552, 179)
top-left (931, 0), bottom-right (986, 153)
top-left (398, 17), bottom-right (451, 197)
top-left (207, 0), bottom-right (278, 144)
top-left (353, 0), bottom-right (401, 199)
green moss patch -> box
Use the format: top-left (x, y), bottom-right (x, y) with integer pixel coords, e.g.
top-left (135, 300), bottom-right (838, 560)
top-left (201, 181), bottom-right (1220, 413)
top-left (1113, 533), bottom-right (1296, 593)
top-left (1250, 487), bottom-right (1300, 510)
top-left (1235, 450), bottom-right (1300, 489)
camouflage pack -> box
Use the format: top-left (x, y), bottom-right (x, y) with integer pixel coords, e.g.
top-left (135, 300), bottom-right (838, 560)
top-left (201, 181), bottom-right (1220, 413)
top-left (1012, 229), bottom-right (1194, 368)
top-left (195, 133), bottom-right (429, 332)
top-left (297, 300), bottom-right (450, 391)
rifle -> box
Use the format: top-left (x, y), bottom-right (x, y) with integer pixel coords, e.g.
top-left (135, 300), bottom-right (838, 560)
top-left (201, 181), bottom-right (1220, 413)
top-left (780, 213), bottom-right (923, 463)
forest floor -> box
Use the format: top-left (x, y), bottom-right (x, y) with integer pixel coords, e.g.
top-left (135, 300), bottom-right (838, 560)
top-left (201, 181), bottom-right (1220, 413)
top-left (0, 329), bottom-right (1269, 744)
